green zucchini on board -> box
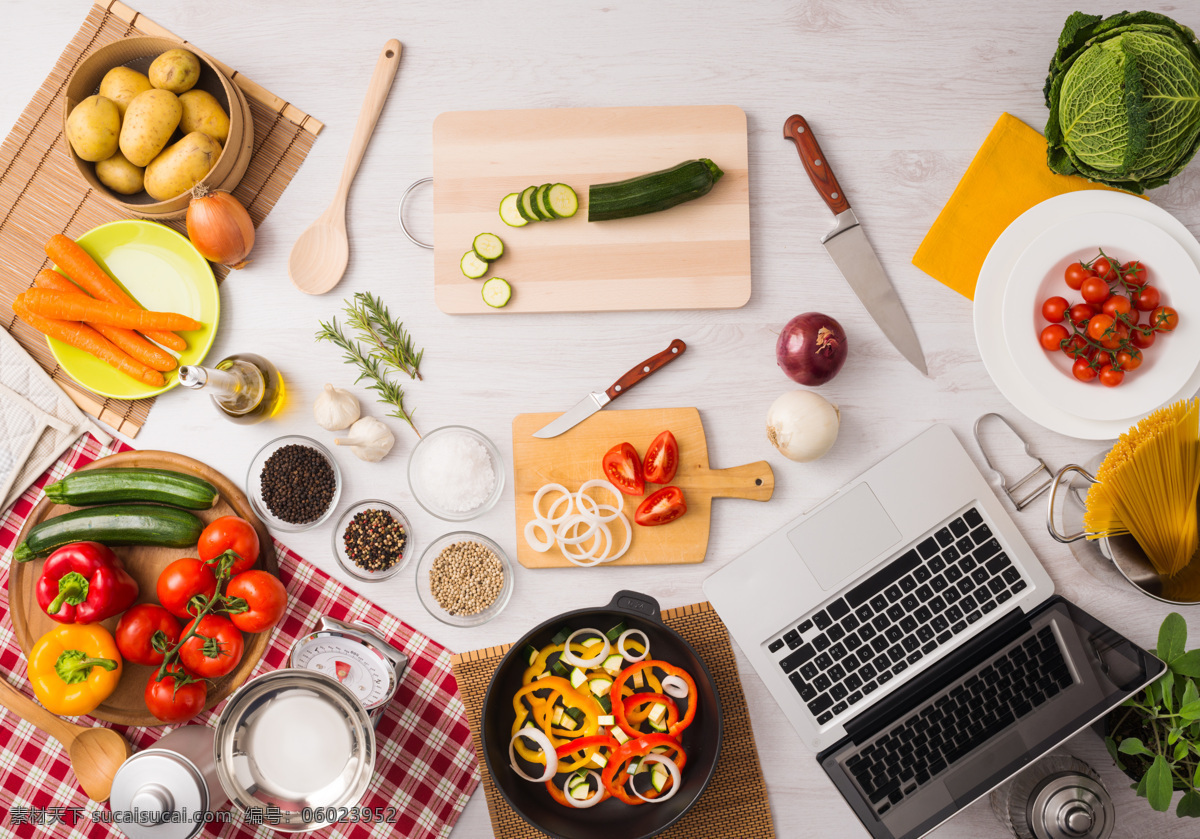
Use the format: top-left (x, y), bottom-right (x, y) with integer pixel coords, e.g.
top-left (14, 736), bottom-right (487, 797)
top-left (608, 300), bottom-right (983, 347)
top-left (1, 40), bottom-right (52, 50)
top-left (460, 250), bottom-right (489, 279)
top-left (43, 467), bottom-right (219, 510)
top-left (14, 504), bottom-right (206, 562)
top-left (498, 193), bottom-right (528, 228)
top-left (498, 183), bottom-right (578, 225)
top-left (588, 159), bottom-right (724, 221)
top-left (482, 277), bottom-right (512, 308)
top-left (472, 233), bottom-right (504, 261)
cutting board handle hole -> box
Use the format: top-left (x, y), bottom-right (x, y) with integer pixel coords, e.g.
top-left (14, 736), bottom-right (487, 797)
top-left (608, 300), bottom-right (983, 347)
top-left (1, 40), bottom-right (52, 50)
top-left (755, 478), bottom-right (763, 486)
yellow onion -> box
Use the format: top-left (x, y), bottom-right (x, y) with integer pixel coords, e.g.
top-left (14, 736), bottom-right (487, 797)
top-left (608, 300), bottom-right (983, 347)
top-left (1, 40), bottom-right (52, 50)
top-left (186, 185), bottom-right (255, 269)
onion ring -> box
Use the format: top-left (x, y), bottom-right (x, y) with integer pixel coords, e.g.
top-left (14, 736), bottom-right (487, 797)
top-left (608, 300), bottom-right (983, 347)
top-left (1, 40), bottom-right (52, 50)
top-left (509, 728), bottom-right (558, 782)
top-left (534, 483), bottom-right (573, 524)
top-left (561, 628), bottom-right (611, 668)
top-left (592, 505), bottom-right (632, 562)
top-left (562, 521), bottom-right (611, 566)
top-left (618, 628), bottom-right (650, 662)
top-left (556, 515), bottom-right (601, 546)
top-left (524, 518), bottom-right (555, 553)
top-left (661, 674), bottom-right (689, 699)
top-left (630, 754), bottom-right (682, 803)
top-left (564, 770), bottom-right (605, 808)
top-left (576, 479), bottom-right (624, 522)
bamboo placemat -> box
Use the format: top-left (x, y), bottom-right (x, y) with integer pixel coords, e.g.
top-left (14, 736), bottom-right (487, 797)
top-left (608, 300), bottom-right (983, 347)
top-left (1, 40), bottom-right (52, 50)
top-left (0, 2), bottom-right (322, 436)
top-left (450, 601), bottom-right (777, 838)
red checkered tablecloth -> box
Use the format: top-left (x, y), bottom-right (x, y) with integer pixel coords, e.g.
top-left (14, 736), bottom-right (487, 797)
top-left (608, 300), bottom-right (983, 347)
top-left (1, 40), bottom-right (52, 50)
top-left (0, 434), bottom-right (480, 837)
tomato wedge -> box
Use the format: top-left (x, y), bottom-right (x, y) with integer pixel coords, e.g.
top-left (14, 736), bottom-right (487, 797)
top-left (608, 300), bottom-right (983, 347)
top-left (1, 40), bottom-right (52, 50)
top-left (634, 486), bottom-right (686, 526)
top-left (642, 430), bottom-right (679, 484)
top-left (603, 442), bottom-right (645, 496)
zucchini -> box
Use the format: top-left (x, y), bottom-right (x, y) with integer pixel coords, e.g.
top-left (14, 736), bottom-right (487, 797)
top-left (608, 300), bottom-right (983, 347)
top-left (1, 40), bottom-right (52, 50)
top-left (482, 277), bottom-right (512, 308)
top-left (552, 706), bottom-right (565, 725)
top-left (560, 715), bottom-right (577, 731)
top-left (570, 667), bottom-right (588, 689)
top-left (546, 184), bottom-right (578, 218)
top-left (519, 186), bottom-right (541, 222)
top-left (589, 677), bottom-right (613, 697)
top-left (588, 158), bottom-right (724, 222)
top-left (522, 644), bottom-right (539, 666)
top-left (647, 702), bottom-right (668, 725)
top-left (597, 714), bottom-right (615, 726)
top-left (551, 627), bottom-right (573, 645)
top-left (647, 717), bottom-right (667, 733)
top-left (605, 622), bottom-right (627, 643)
top-left (602, 653), bottom-right (625, 675)
top-left (534, 184), bottom-right (555, 219)
top-left (565, 706), bottom-right (587, 725)
top-left (551, 658), bottom-right (571, 678)
top-left (44, 468), bottom-right (218, 510)
top-left (650, 763), bottom-right (669, 792)
top-left (14, 504), bottom-right (205, 562)
top-left (596, 693), bottom-right (612, 714)
top-left (612, 727), bottom-right (630, 745)
top-left (472, 233), bottom-right (504, 261)
top-left (498, 193), bottom-right (528, 228)
top-left (591, 752), bottom-right (608, 768)
top-left (460, 250), bottom-right (489, 280)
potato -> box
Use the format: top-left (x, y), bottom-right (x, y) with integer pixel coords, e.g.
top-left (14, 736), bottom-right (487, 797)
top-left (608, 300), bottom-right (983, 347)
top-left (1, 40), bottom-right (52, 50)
top-left (144, 132), bottom-right (221, 200)
top-left (178, 90), bottom-right (230, 145)
top-left (66, 95), bottom-right (120, 162)
top-left (149, 48), bottom-right (201, 94)
top-left (119, 89), bottom-right (182, 167)
top-left (95, 151), bottom-right (144, 195)
top-left (98, 66), bottom-right (152, 118)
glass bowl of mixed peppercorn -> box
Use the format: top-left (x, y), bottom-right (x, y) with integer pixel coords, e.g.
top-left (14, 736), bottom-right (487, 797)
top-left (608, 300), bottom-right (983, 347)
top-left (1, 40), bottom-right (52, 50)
top-left (246, 435), bottom-right (342, 532)
top-left (333, 500), bottom-right (412, 582)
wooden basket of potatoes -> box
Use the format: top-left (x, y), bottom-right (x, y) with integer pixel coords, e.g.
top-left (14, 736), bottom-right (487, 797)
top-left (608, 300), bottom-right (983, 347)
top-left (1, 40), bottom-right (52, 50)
top-left (63, 37), bottom-right (254, 219)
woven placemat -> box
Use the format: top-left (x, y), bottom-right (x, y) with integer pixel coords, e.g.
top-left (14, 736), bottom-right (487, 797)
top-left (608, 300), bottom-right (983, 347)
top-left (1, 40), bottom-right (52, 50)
top-left (450, 601), bottom-right (777, 838)
top-left (0, 1), bottom-right (322, 436)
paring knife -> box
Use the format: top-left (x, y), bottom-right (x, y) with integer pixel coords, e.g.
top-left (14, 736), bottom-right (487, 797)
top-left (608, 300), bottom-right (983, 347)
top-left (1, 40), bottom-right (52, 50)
top-left (532, 340), bottom-right (687, 438)
top-left (783, 114), bottom-right (928, 376)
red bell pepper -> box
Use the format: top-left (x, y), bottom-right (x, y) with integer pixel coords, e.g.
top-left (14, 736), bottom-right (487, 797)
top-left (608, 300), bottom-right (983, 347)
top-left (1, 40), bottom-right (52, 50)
top-left (36, 542), bottom-right (139, 624)
top-left (601, 733), bottom-right (688, 805)
top-left (612, 660), bottom-right (698, 739)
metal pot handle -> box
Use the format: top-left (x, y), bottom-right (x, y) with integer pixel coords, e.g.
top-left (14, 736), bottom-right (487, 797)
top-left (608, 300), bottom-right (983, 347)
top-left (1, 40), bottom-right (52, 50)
top-left (398, 177), bottom-right (433, 249)
top-left (608, 590), bottom-right (663, 624)
top-left (1046, 464), bottom-right (1097, 544)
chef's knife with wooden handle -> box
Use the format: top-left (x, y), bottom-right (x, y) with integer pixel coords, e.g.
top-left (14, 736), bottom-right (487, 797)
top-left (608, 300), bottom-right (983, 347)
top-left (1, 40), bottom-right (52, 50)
top-left (783, 114), bottom-right (927, 375)
top-left (532, 339), bottom-right (687, 438)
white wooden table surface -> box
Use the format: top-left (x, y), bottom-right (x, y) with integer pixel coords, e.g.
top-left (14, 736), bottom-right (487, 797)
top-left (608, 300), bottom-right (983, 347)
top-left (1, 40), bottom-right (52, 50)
top-left (3, 2), bottom-right (1199, 837)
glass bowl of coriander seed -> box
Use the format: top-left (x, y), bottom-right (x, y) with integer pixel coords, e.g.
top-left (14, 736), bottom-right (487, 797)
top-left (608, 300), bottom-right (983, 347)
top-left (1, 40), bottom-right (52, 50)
top-left (332, 500), bottom-right (413, 582)
top-left (416, 531), bottom-right (513, 626)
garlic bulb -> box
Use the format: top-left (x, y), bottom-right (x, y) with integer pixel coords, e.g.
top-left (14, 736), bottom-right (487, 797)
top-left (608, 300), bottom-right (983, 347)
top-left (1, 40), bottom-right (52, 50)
top-left (335, 417), bottom-right (395, 462)
top-left (314, 384), bottom-right (360, 430)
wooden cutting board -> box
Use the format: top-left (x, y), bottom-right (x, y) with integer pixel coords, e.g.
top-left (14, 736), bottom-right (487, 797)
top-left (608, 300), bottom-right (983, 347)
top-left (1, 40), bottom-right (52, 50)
top-left (432, 105), bottom-right (750, 314)
top-left (8, 450), bottom-right (277, 726)
top-left (512, 408), bottom-right (773, 568)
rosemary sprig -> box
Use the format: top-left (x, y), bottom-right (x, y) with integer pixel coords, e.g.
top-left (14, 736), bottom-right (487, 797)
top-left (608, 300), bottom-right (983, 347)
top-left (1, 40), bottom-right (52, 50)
top-left (345, 291), bottom-right (424, 380)
top-left (315, 316), bottom-right (420, 436)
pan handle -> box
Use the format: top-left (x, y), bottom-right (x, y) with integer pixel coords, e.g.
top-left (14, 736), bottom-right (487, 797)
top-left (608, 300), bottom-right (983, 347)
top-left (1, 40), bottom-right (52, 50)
top-left (608, 590), bottom-right (663, 624)
top-left (1047, 464), bottom-right (1096, 544)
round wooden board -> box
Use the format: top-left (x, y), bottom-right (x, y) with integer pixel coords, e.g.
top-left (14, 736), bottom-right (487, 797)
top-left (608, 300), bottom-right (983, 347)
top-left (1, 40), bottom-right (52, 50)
top-left (8, 450), bottom-right (278, 726)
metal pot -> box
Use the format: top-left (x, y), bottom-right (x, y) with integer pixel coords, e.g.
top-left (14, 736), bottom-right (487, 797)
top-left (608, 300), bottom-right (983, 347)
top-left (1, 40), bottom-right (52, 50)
top-left (480, 590), bottom-right (723, 839)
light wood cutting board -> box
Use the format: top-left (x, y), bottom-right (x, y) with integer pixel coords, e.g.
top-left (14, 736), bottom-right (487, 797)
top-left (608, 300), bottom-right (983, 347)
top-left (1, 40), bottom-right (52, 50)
top-left (512, 408), bottom-right (773, 568)
top-left (432, 105), bottom-right (750, 314)
top-left (8, 450), bottom-right (277, 726)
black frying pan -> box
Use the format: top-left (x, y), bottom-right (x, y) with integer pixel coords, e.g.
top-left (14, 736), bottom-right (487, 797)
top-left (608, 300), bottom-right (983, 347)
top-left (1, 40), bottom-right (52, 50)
top-left (481, 590), bottom-right (723, 839)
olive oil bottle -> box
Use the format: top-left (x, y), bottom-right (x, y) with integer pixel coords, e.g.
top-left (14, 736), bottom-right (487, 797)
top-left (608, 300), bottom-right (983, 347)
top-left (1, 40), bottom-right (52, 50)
top-left (178, 353), bottom-right (285, 424)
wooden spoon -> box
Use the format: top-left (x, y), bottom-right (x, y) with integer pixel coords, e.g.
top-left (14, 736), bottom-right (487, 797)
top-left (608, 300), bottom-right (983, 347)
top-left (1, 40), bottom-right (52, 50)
top-left (289, 39), bottom-right (403, 295)
top-left (0, 678), bottom-right (133, 801)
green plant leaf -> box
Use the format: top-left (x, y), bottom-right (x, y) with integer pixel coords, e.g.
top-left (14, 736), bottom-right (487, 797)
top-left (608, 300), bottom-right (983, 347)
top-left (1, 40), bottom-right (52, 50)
top-left (1176, 739), bottom-right (1190, 761)
top-left (1174, 651), bottom-right (1200, 678)
top-left (1136, 773), bottom-right (1148, 798)
top-left (1177, 791), bottom-right (1200, 818)
top-left (1148, 755), bottom-right (1175, 812)
top-left (1163, 670), bottom-right (1177, 712)
top-left (1161, 613), bottom-right (1189, 664)
top-left (1195, 760), bottom-right (1200, 787)
top-left (1120, 737), bottom-right (1154, 757)
top-left (1184, 680), bottom-right (1200, 710)
top-left (1170, 727), bottom-right (1182, 745)
top-left (1180, 700), bottom-right (1200, 722)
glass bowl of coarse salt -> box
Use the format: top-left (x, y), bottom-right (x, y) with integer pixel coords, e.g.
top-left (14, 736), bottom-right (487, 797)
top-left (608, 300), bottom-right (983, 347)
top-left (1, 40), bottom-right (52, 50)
top-left (407, 425), bottom-right (505, 521)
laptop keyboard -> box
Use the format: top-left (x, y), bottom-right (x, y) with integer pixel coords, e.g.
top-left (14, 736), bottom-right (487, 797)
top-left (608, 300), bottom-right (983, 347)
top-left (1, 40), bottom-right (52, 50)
top-left (845, 625), bottom-right (1073, 814)
top-left (769, 506), bottom-right (1029, 724)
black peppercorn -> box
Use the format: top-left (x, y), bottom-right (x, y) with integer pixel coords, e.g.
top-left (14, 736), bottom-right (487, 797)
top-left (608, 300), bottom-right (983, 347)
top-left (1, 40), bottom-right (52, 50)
top-left (260, 444), bottom-right (335, 524)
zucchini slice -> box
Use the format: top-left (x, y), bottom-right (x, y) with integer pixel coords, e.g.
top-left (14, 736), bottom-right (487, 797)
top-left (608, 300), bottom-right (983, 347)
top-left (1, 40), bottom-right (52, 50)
top-left (520, 185), bottom-right (543, 221)
top-left (569, 667), bottom-right (588, 689)
top-left (588, 158), bottom-right (724, 221)
top-left (472, 232), bottom-right (504, 261)
top-left (482, 277), bottom-right (512, 308)
top-left (546, 184), bottom-right (579, 218)
top-left (551, 627), bottom-right (573, 645)
top-left (460, 250), bottom-right (489, 280)
top-left (612, 727), bottom-right (630, 745)
top-left (498, 193), bottom-right (528, 228)
top-left (534, 183), bottom-right (555, 219)
top-left (522, 644), bottom-right (539, 666)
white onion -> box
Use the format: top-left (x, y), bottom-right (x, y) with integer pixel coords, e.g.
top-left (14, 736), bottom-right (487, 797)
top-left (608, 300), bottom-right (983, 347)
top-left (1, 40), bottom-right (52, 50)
top-left (524, 519), bottom-right (555, 553)
top-left (509, 728), bottom-right (558, 782)
top-left (534, 483), bottom-right (573, 524)
top-left (766, 390), bottom-right (840, 462)
top-left (662, 674), bottom-right (689, 699)
top-left (576, 479), bottom-right (624, 523)
top-left (598, 506), bottom-right (633, 562)
top-left (563, 770), bottom-right (605, 808)
top-left (618, 628), bottom-right (650, 662)
top-left (562, 521), bottom-right (611, 566)
top-left (557, 515), bottom-right (600, 545)
top-left (630, 754), bottom-right (682, 803)
top-left (561, 628), bottom-right (611, 668)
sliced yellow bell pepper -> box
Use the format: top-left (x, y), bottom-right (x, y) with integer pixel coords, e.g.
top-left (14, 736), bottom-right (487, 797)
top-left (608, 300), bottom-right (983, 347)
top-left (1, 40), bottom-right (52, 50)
top-left (28, 623), bottom-right (121, 717)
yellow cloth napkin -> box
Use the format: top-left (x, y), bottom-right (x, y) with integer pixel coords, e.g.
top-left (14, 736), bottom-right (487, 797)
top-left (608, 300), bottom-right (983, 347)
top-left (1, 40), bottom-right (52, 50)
top-left (913, 113), bottom-right (1127, 300)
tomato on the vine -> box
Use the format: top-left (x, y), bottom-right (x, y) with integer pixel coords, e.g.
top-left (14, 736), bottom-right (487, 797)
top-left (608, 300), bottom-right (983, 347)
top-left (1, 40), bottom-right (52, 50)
top-left (1151, 306), bottom-right (1179, 332)
top-left (1131, 328), bottom-right (1156, 349)
top-left (116, 604), bottom-right (181, 666)
top-left (1134, 285), bottom-right (1161, 311)
top-left (1102, 295), bottom-right (1132, 319)
top-left (226, 570), bottom-right (288, 633)
top-left (1062, 334), bottom-right (1089, 358)
top-left (1072, 357), bottom-right (1098, 382)
top-left (145, 665), bottom-right (207, 724)
top-left (1042, 296), bottom-right (1070, 323)
top-left (157, 558), bottom-right (217, 619)
top-left (1098, 365), bottom-right (1124, 388)
top-left (1115, 349), bottom-right (1142, 371)
top-left (1122, 261), bottom-right (1148, 286)
top-left (1039, 324), bottom-right (1070, 352)
top-left (1094, 256), bottom-right (1116, 279)
top-left (1065, 262), bottom-right (1093, 290)
top-left (178, 614), bottom-right (244, 678)
top-left (1081, 275), bottom-right (1110, 304)
top-left (1068, 303), bottom-right (1093, 326)
top-left (198, 516), bottom-right (260, 577)
top-left (1085, 314), bottom-right (1115, 342)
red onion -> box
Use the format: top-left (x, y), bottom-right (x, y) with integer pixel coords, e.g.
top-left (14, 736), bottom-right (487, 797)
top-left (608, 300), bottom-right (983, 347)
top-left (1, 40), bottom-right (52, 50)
top-left (776, 313), bottom-right (848, 386)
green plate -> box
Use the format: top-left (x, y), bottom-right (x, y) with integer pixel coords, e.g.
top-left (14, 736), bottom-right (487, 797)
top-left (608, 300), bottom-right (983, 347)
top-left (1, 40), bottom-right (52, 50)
top-left (47, 220), bottom-right (219, 400)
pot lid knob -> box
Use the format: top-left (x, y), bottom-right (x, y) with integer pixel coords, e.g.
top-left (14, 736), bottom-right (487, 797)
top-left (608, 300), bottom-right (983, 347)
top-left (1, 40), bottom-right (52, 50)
top-left (131, 784), bottom-right (173, 824)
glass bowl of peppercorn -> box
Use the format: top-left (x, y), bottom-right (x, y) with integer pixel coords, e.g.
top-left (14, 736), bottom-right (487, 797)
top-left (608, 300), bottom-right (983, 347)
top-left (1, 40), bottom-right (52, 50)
top-left (416, 531), bottom-right (513, 626)
top-left (333, 500), bottom-right (412, 582)
top-left (246, 435), bottom-right (342, 532)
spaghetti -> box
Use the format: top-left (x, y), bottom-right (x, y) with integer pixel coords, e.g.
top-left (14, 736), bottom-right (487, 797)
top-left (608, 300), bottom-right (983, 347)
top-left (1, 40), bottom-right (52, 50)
top-left (1084, 399), bottom-right (1200, 578)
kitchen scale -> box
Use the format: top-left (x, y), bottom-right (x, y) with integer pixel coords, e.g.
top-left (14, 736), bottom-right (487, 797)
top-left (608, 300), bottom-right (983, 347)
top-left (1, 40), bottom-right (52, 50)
top-left (289, 615), bottom-right (408, 726)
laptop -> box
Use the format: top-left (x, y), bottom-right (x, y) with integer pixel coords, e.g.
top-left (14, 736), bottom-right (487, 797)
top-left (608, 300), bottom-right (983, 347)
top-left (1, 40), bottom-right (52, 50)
top-left (703, 424), bottom-right (1164, 839)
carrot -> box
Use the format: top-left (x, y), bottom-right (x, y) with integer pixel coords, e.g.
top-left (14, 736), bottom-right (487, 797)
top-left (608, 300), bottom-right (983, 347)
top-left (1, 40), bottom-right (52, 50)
top-left (17, 289), bottom-right (202, 332)
top-left (34, 270), bottom-right (178, 372)
top-left (12, 298), bottom-right (166, 388)
top-left (45, 234), bottom-right (187, 352)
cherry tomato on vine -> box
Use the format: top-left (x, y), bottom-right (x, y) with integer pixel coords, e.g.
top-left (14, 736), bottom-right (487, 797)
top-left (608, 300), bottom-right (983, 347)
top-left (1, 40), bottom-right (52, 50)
top-left (198, 516), bottom-right (260, 577)
top-left (1085, 314), bottom-right (1115, 343)
top-left (116, 604), bottom-right (181, 666)
top-left (1062, 334), bottom-right (1089, 358)
top-left (1151, 306), bottom-right (1179, 332)
top-left (1094, 256), bottom-right (1116, 279)
top-left (1065, 262), bottom-right (1093, 290)
top-left (179, 614), bottom-right (244, 678)
top-left (1039, 324), bottom-right (1070, 352)
top-left (1122, 261), bottom-right (1148, 286)
top-left (1081, 275), bottom-right (1111, 304)
top-left (1102, 295), bottom-right (1132, 319)
top-left (1131, 328), bottom-right (1156, 349)
top-left (226, 570), bottom-right (288, 633)
top-left (157, 558), bottom-right (217, 619)
top-left (1115, 349), bottom-right (1142, 371)
top-left (1041, 296), bottom-right (1070, 323)
top-left (1098, 365), bottom-right (1124, 388)
top-left (1133, 285), bottom-right (1160, 311)
top-left (145, 665), bottom-right (207, 724)
top-left (1069, 303), bottom-right (1093, 326)
top-left (1072, 357), bottom-right (1098, 382)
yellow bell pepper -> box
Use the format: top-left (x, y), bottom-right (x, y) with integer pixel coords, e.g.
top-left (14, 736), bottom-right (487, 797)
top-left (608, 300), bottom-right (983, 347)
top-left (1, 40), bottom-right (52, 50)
top-left (28, 623), bottom-right (122, 717)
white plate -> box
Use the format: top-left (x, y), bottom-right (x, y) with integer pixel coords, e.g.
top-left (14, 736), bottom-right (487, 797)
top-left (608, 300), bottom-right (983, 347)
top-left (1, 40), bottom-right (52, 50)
top-left (975, 192), bottom-right (1200, 440)
top-left (1001, 212), bottom-right (1200, 422)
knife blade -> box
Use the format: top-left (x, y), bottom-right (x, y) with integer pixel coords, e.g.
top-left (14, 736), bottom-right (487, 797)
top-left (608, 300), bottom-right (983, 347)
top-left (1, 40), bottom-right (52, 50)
top-left (532, 339), bottom-right (687, 438)
top-left (783, 114), bottom-right (927, 376)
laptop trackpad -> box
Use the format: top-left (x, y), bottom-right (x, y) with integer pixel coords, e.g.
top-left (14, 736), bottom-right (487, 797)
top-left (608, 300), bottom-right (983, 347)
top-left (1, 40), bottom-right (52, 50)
top-left (787, 482), bottom-right (901, 591)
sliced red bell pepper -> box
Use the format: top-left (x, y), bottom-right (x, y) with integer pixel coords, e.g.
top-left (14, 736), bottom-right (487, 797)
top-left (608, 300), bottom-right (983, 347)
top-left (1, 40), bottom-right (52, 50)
top-left (621, 692), bottom-right (679, 732)
top-left (612, 660), bottom-right (698, 738)
top-left (36, 542), bottom-right (138, 624)
top-left (601, 733), bottom-right (688, 806)
top-left (555, 733), bottom-right (616, 772)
